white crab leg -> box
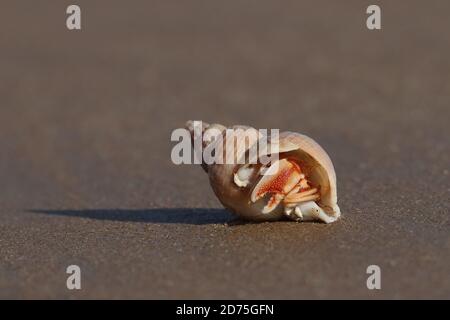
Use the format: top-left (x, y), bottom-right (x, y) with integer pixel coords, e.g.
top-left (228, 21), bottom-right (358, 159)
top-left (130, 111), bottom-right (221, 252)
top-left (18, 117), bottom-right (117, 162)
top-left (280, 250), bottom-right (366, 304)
top-left (284, 188), bottom-right (318, 203)
top-left (298, 178), bottom-right (309, 189)
top-left (283, 194), bottom-right (319, 208)
top-left (293, 206), bottom-right (303, 220)
top-left (286, 185), bottom-right (301, 197)
top-left (289, 201), bottom-right (338, 224)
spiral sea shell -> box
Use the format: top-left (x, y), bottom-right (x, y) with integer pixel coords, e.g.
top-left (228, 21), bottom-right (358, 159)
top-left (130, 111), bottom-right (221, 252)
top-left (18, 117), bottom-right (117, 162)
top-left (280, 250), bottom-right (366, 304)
top-left (186, 121), bottom-right (341, 223)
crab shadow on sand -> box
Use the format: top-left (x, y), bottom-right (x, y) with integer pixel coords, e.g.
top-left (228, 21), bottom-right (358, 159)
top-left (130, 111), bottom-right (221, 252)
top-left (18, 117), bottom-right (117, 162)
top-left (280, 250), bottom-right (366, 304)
top-left (29, 208), bottom-right (245, 225)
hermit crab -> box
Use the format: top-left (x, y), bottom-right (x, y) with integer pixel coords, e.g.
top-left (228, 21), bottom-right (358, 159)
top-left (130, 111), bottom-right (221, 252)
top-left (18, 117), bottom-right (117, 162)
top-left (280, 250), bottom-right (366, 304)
top-left (185, 121), bottom-right (341, 223)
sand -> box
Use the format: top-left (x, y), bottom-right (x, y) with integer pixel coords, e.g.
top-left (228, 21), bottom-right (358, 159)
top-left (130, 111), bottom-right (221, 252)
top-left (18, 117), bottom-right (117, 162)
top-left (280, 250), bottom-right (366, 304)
top-left (0, 0), bottom-right (449, 299)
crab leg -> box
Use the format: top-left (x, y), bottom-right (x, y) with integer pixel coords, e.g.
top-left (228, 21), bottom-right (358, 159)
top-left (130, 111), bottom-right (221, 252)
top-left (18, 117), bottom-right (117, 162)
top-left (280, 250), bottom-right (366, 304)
top-left (298, 178), bottom-right (309, 190)
top-left (285, 184), bottom-right (301, 197)
top-left (284, 194), bottom-right (320, 207)
top-left (284, 187), bottom-right (318, 203)
top-left (295, 201), bottom-right (338, 223)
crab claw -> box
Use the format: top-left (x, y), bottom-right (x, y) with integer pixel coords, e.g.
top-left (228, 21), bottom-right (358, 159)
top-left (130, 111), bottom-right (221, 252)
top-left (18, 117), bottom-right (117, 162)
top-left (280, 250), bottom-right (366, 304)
top-left (250, 158), bottom-right (303, 213)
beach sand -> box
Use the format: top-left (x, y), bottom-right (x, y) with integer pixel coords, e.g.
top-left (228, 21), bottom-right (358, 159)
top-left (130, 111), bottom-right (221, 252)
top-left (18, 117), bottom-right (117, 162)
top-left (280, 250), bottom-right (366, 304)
top-left (0, 0), bottom-right (449, 298)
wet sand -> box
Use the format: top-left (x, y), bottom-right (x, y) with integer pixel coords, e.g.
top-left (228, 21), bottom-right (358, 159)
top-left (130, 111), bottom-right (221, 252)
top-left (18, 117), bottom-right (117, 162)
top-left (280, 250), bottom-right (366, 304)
top-left (0, 1), bottom-right (449, 298)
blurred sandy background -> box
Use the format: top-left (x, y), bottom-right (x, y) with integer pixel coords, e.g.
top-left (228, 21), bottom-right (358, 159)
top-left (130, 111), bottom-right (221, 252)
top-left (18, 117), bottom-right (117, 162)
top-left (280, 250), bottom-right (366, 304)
top-left (0, 0), bottom-right (449, 298)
